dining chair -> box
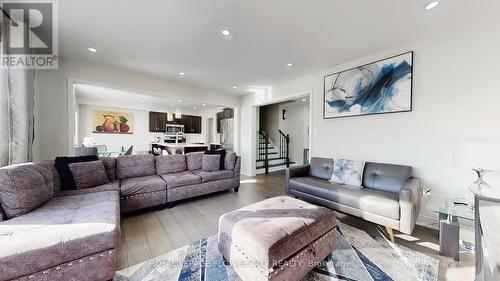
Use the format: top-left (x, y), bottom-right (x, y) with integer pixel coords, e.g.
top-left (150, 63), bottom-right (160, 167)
top-left (75, 147), bottom-right (98, 156)
top-left (123, 145), bottom-right (133, 155)
top-left (96, 144), bottom-right (111, 157)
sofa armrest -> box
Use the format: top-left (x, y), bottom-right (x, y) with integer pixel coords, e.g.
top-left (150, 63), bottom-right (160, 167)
top-left (399, 177), bottom-right (422, 235)
top-left (285, 165), bottom-right (310, 193)
top-left (233, 157), bottom-right (241, 178)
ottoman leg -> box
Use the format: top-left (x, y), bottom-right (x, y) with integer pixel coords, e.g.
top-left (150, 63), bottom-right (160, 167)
top-left (166, 202), bottom-right (175, 209)
top-left (234, 187), bottom-right (239, 192)
top-left (222, 256), bottom-right (230, 265)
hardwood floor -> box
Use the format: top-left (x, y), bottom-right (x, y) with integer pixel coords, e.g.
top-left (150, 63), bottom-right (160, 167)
top-left (118, 171), bottom-right (475, 281)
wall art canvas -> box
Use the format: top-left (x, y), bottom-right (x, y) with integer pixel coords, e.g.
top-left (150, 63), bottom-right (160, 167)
top-left (324, 52), bottom-right (413, 119)
top-left (92, 111), bottom-right (133, 134)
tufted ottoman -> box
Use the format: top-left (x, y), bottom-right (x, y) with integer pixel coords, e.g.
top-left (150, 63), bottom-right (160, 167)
top-left (218, 196), bottom-right (336, 281)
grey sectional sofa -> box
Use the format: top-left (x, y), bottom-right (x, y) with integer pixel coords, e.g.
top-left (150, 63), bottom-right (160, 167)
top-left (0, 151), bottom-right (240, 281)
top-left (286, 157), bottom-right (422, 237)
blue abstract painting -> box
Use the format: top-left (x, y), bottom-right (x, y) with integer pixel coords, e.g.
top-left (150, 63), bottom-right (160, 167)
top-left (324, 52), bottom-right (413, 118)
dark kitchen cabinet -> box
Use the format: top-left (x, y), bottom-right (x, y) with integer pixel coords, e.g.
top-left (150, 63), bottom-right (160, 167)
top-left (217, 108), bottom-right (234, 133)
top-left (182, 115), bottom-right (202, 134)
top-left (149, 112), bottom-right (167, 132)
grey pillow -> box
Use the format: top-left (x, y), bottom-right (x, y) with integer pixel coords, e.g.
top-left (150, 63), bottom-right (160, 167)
top-left (224, 151), bottom-right (237, 171)
top-left (202, 155), bottom-right (221, 172)
top-left (68, 160), bottom-right (110, 189)
top-left (0, 162), bottom-right (54, 219)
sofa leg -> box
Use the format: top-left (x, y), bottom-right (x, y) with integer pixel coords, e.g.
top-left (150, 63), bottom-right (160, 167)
top-left (222, 256), bottom-right (230, 265)
top-left (234, 187), bottom-right (239, 192)
top-left (166, 202), bottom-right (175, 209)
top-left (385, 226), bottom-right (395, 243)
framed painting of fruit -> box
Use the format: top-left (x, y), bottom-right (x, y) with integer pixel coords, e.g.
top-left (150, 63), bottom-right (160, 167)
top-left (93, 111), bottom-right (133, 134)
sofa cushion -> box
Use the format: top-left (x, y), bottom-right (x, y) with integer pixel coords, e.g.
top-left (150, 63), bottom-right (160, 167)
top-left (54, 155), bottom-right (99, 190)
top-left (0, 191), bottom-right (120, 280)
top-left (42, 160), bottom-right (62, 193)
top-left (160, 171), bottom-right (202, 189)
top-left (192, 170), bottom-right (234, 182)
top-left (186, 152), bottom-right (204, 171)
top-left (218, 196), bottom-right (337, 269)
top-left (69, 160), bottom-right (110, 189)
top-left (120, 175), bottom-right (166, 196)
top-left (156, 154), bottom-right (187, 175)
top-left (99, 157), bottom-right (117, 180)
top-left (204, 149), bottom-right (226, 170)
top-left (309, 157), bottom-right (334, 180)
top-left (363, 162), bottom-right (412, 193)
top-left (0, 162), bottom-right (53, 219)
top-left (55, 180), bottom-right (120, 197)
top-left (290, 177), bottom-right (400, 220)
top-left (224, 151), bottom-right (237, 171)
top-left (289, 176), bottom-right (334, 200)
top-left (330, 159), bottom-right (365, 186)
top-left (202, 155), bottom-right (220, 172)
top-left (116, 154), bottom-right (156, 179)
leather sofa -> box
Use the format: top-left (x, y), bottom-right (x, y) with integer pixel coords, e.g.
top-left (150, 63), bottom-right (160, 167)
top-left (286, 157), bottom-right (422, 237)
top-left (0, 152), bottom-right (240, 281)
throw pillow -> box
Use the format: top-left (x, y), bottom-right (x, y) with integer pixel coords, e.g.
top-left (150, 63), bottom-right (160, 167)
top-left (68, 160), bottom-right (110, 189)
top-left (224, 151), bottom-right (237, 171)
top-left (0, 162), bottom-right (54, 219)
top-left (54, 155), bottom-right (98, 190)
top-left (202, 155), bottom-right (221, 172)
top-left (330, 159), bottom-right (365, 186)
top-left (204, 149), bottom-right (226, 170)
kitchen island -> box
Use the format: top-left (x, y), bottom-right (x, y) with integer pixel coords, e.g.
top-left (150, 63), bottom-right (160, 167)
top-left (151, 143), bottom-right (208, 155)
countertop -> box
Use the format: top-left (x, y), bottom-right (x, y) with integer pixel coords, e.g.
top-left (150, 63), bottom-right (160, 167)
top-left (151, 142), bottom-right (208, 148)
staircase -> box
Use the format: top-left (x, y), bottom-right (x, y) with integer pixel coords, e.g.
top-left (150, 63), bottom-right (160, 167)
top-left (256, 130), bottom-right (295, 174)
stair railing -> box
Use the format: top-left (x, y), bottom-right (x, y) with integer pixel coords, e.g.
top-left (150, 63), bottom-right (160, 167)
top-left (258, 130), bottom-right (270, 174)
top-left (279, 129), bottom-right (290, 168)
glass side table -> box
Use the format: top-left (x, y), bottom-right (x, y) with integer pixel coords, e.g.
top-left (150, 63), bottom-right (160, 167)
top-left (425, 196), bottom-right (475, 260)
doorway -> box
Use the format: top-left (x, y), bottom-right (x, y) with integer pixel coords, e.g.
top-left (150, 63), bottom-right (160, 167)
top-left (256, 94), bottom-right (311, 174)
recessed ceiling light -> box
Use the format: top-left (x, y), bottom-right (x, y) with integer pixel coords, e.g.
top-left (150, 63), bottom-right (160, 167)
top-left (170, 104), bottom-right (174, 107)
top-left (100, 95), bottom-right (105, 98)
top-left (202, 104), bottom-right (206, 106)
top-left (193, 107), bottom-right (197, 110)
top-left (286, 63), bottom-right (294, 67)
top-left (145, 95), bottom-right (149, 98)
top-left (232, 86), bottom-right (238, 89)
top-left (302, 98), bottom-right (307, 102)
top-left (221, 29), bottom-right (231, 37)
top-left (179, 72), bottom-right (185, 76)
top-left (88, 47), bottom-right (97, 53)
top-left (141, 100), bottom-right (145, 103)
top-left (425, 1), bottom-right (439, 10)
top-left (177, 99), bottom-right (182, 102)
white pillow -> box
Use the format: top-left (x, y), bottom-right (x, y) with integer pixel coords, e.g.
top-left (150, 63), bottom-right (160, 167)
top-left (330, 159), bottom-right (365, 186)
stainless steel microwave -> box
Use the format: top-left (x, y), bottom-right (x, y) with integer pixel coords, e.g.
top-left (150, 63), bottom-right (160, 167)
top-left (166, 124), bottom-right (184, 135)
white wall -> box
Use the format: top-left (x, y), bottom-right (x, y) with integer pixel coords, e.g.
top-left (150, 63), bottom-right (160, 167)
top-left (279, 102), bottom-right (309, 165)
top-left (239, 18), bottom-right (500, 202)
top-left (34, 58), bottom-right (240, 161)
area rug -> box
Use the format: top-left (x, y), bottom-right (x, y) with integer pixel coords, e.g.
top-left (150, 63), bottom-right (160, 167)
top-left (114, 222), bottom-right (439, 281)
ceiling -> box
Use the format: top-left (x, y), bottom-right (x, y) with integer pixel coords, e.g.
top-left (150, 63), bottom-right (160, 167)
top-left (75, 83), bottom-right (225, 112)
top-left (59, 0), bottom-right (497, 95)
